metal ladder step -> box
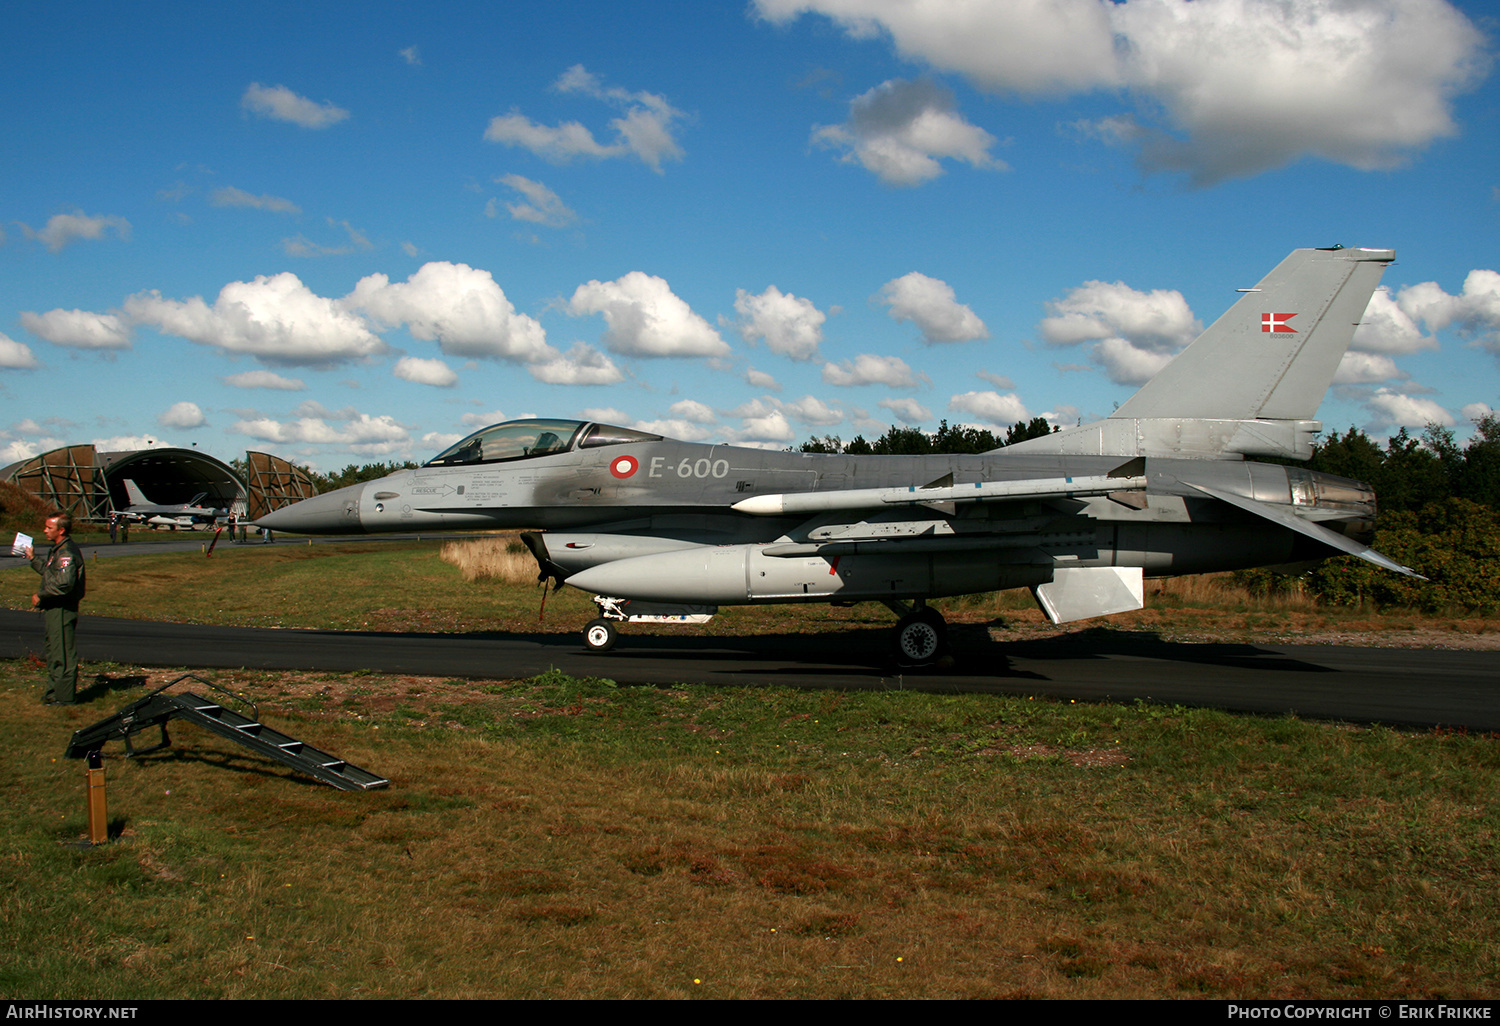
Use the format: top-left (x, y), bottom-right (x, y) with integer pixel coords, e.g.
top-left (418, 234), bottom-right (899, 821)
top-left (66, 674), bottom-right (388, 791)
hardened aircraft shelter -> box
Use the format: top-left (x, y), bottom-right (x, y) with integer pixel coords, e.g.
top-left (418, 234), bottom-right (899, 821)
top-left (1, 445), bottom-right (316, 522)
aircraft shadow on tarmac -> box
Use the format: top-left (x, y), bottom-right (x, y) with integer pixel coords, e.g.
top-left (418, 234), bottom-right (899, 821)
top-left (394, 620), bottom-right (1335, 682)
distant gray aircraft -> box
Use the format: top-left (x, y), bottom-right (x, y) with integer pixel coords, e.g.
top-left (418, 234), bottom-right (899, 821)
top-left (120, 479), bottom-right (221, 530)
top-left (257, 246), bottom-right (1420, 664)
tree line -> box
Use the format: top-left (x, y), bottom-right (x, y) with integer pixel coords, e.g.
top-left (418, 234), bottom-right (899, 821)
top-left (800, 417), bottom-right (1058, 455)
top-left (1253, 416), bottom-right (1499, 611)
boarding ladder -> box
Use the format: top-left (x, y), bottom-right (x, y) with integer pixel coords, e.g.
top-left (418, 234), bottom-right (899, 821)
top-left (66, 673), bottom-right (389, 791)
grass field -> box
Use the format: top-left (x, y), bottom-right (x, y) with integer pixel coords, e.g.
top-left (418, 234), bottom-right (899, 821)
top-left (2, 540), bottom-right (1497, 999)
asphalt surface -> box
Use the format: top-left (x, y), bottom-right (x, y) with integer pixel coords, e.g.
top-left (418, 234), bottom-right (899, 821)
top-left (2, 607), bottom-right (1496, 731)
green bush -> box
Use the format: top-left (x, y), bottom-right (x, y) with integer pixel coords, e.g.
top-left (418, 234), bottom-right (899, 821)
top-left (1305, 499), bottom-right (1500, 613)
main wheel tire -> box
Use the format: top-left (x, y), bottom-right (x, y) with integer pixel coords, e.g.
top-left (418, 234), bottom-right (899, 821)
top-left (892, 607), bottom-right (946, 667)
top-left (583, 618), bottom-right (618, 652)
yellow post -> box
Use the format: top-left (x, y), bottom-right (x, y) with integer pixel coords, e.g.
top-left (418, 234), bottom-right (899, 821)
top-left (86, 751), bottom-right (108, 845)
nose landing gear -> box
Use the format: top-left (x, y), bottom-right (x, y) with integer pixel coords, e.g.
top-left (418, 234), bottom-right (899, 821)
top-left (583, 618), bottom-right (619, 652)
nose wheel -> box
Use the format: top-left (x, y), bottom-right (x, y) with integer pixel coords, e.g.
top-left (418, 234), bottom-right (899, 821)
top-left (583, 618), bottom-right (618, 652)
top-left (892, 606), bottom-right (947, 667)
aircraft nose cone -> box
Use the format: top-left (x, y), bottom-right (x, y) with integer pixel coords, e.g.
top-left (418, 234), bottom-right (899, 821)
top-left (253, 483), bottom-right (364, 535)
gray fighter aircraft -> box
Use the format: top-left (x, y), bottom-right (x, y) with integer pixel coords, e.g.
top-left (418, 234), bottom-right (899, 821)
top-left (120, 479), bottom-right (222, 530)
top-left (256, 246), bottom-right (1421, 664)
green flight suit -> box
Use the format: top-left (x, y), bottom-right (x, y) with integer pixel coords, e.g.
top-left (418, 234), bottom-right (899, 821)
top-left (31, 536), bottom-right (85, 704)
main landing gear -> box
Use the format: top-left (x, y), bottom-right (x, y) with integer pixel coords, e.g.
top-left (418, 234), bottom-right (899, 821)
top-left (888, 601), bottom-right (948, 668)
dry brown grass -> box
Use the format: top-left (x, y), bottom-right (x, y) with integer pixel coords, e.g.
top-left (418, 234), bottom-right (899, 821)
top-left (1147, 571), bottom-right (1319, 611)
top-left (440, 534), bottom-right (540, 585)
top-left (0, 479), bottom-right (58, 538)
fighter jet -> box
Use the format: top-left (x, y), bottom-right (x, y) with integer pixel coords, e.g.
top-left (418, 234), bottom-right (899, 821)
top-left (119, 480), bottom-right (222, 530)
top-left (256, 246), bottom-right (1420, 664)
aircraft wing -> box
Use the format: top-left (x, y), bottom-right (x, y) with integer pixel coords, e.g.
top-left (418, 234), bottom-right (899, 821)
top-left (731, 464), bottom-right (1147, 517)
top-left (1182, 481), bottom-right (1425, 579)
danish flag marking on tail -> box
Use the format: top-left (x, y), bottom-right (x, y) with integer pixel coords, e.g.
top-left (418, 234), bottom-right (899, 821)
top-left (1262, 312), bottom-right (1297, 333)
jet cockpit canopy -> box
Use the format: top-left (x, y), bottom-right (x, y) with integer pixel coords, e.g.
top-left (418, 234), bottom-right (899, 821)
top-left (425, 419), bottom-right (662, 467)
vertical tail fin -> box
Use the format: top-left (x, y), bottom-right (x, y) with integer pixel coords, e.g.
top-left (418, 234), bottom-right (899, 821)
top-left (1114, 246), bottom-right (1394, 421)
top-left (123, 479), bottom-right (150, 506)
top-left (1005, 246), bottom-right (1394, 459)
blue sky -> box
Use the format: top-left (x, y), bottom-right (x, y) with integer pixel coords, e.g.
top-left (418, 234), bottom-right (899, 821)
top-left (3, 0), bottom-right (1497, 471)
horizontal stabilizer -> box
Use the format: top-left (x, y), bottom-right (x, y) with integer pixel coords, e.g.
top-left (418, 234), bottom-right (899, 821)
top-left (733, 472), bottom-right (1148, 516)
top-left (1185, 481), bottom-right (1425, 579)
top-left (1032, 567), bottom-right (1144, 624)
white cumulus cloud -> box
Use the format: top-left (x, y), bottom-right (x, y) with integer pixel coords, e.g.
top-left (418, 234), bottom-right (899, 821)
top-left (1363, 387), bottom-right (1456, 430)
top-left (124, 273), bottom-right (385, 367)
top-left (0, 437), bottom-right (61, 465)
top-left (20, 309), bottom-right (132, 349)
top-left (0, 333), bottom-right (39, 369)
top-left (494, 174), bottom-right (578, 228)
top-left (393, 356), bottom-right (458, 388)
top-left (345, 261), bottom-right (552, 363)
top-left (241, 83), bottom-right (350, 128)
top-left (669, 400), bottom-right (717, 424)
top-left (1462, 402), bottom-right (1494, 423)
top-left (212, 186), bottom-right (301, 215)
top-left (1335, 351), bottom-right (1406, 385)
top-left (485, 65), bottom-right (686, 173)
top-left (231, 411), bottom-right (410, 455)
top-left (92, 435), bottom-right (176, 453)
top-left (760, 0), bottom-right (1488, 186)
top-left (821, 353), bottom-right (923, 387)
top-left (158, 401), bottom-right (206, 429)
top-left (756, 0), bottom-right (1120, 94)
top-left (222, 370), bottom-right (306, 390)
top-left (746, 367), bottom-right (782, 391)
top-left (1038, 278), bottom-right (1201, 384)
top-left (1352, 288), bottom-right (1435, 356)
top-left (725, 401), bottom-right (797, 445)
top-left (633, 417), bottom-right (717, 442)
top-left (878, 397), bottom-right (932, 424)
top-left (733, 285), bottom-right (826, 361)
top-left (812, 78), bottom-right (1002, 186)
top-left (554, 64), bottom-right (687, 172)
top-left (1110, 0), bottom-right (1488, 185)
top-left (878, 271), bottom-right (988, 343)
top-left (567, 272), bottom-right (729, 358)
top-left (484, 114), bottom-right (620, 162)
top-left (949, 390), bottom-right (1030, 427)
top-left (526, 344), bottom-right (625, 385)
top-left (30, 211), bottom-right (131, 252)
top-left (782, 394), bottom-right (845, 426)
top-left (461, 409), bottom-right (512, 428)
top-left (1395, 269), bottom-right (1500, 353)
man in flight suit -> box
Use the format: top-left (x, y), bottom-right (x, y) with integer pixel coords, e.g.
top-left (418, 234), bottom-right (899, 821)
top-left (26, 513), bottom-right (86, 705)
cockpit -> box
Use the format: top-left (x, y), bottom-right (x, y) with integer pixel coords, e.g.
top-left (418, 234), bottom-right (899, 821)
top-left (425, 419), bottom-right (664, 467)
